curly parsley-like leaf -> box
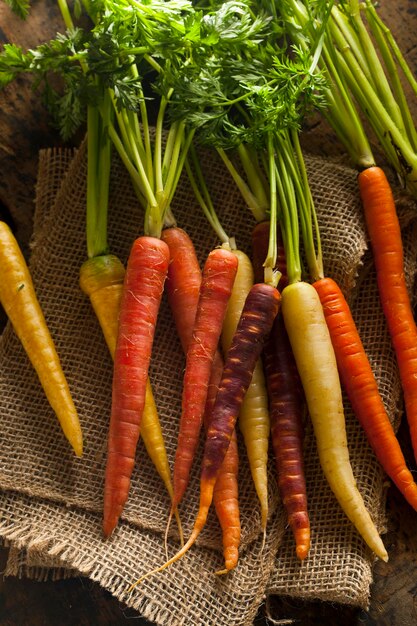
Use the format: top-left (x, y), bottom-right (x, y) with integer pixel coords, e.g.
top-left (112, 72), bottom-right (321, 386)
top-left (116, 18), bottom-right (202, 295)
top-left (3, 0), bottom-right (30, 19)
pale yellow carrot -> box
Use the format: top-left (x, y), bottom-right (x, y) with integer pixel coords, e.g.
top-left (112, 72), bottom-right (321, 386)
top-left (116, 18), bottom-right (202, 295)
top-left (281, 280), bottom-right (387, 561)
top-left (0, 220), bottom-right (82, 456)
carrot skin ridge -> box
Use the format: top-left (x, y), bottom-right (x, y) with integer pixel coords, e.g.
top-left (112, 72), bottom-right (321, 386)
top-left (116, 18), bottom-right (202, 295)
top-left (282, 281), bottom-right (387, 561)
top-left (103, 236), bottom-right (170, 537)
top-left (172, 246), bottom-right (239, 507)
top-left (0, 221), bottom-right (83, 456)
top-left (358, 166), bottom-right (417, 464)
top-left (252, 221), bottom-right (310, 558)
top-left (80, 253), bottom-right (183, 541)
top-left (314, 276), bottom-right (417, 511)
top-left (222, 249), bottom-right (271, 531)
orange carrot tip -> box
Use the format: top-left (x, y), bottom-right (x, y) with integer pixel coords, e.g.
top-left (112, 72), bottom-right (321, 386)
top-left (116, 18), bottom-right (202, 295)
top-left (295, 528), bottom-right (310, 561)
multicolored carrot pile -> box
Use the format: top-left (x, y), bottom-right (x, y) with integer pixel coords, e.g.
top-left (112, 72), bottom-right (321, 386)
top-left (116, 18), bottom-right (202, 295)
top-left (5, 0), bottom-right (417, 593)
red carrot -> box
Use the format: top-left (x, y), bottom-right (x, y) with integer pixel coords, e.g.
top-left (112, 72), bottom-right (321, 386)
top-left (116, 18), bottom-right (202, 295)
top-left (161, 227), bottom-right (202, 354)
top-left (162, 227), bottom-right (241, 570)
top-left (314, 275), bottom-right (417, 511)
top-left (252, 221), bottom-right (310, 559)
top-left (358, 166), bottom-right (417, 463)
top-left (173, 245), bottom-right (238, 507)
top-left (103, 236), bottom-right (170, 537)
top-left (129, 282), bottom-right (280, 587)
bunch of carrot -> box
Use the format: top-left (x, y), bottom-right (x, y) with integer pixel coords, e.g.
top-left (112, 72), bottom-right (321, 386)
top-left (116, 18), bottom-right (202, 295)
top-left (4, 0), bottom-right (417, 592)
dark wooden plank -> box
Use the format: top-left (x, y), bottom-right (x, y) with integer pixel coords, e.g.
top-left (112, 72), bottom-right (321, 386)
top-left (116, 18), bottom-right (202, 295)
top-left (0, 0), bottom-right (74, 256)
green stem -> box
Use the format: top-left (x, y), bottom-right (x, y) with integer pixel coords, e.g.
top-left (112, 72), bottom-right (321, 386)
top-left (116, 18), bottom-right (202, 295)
top-left (154, 95), bottom-right (170, 201)
top-left (165, 128), bottom-right (195, 208)
top-left (329, 15), bottom-right (417, 183)
top-left (216, 147), bottom-right (267, 222)
top-left (86, 104), bottom-right (99, 259)
top-left (365, 0), bottom-right (417, 99)
top-left (365, 1), bottom-right (417, 153)
top-left (95, 95), bottom-right (112, 256)
top-left (321, 32), bottom-right (375, 168)
top-left (264, 133), bottom-right (279, 287)
top-left (159, 120), bottom-right (186, 214)
top-left (273, 141), bottom-right (301, 286)
top-left (186, 145), bottom-right (232, 247)
top-left (237, 143), bottom-right (270, 214)
top-left (334, 3), bottom-right (405, 137)
top-left (292, 129), bottom-right (322, 280)
top-left (107, 121), bottom-right (157, 210)
top-left (57, 0), bottom-right (75, 30)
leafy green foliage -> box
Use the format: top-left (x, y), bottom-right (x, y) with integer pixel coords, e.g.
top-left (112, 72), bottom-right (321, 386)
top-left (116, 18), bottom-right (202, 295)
top-left (3, 0), bottom-right (30, 19)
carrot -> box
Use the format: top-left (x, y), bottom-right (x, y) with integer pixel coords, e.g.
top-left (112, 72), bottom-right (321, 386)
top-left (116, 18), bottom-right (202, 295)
top-left (0, 221), bottom-right (82, 456)
top-left (263, 312), bottom-right (310, 559)
top-left (172, 245), bottom-right (238, 507)
top-left (204, 350), bottom-right (241, 574)
top-left (252, 220), bottom-right (288, 288)
top-left (314, 275), bottom-right (417, 511)
top-left (161, 227), bottom-right (202, 353)
top-left (251, 220), bottom-right (310, 559)
top-left (129, 282), bottom-right (280, 587)
top-left (221, 248), bottom-right (271, 533)
top-left (103, 235), bottom-right (170, 537)
top-left (79, 255), bottom-right (126, 356)
top-left (282, 280), bottom-right (387, 561)
top-left (79, 254), bottom-right (183, 543)
top-left (358, 166), bottom-right (417, 464)
top-left (162, 225), bottom-right (241, 572)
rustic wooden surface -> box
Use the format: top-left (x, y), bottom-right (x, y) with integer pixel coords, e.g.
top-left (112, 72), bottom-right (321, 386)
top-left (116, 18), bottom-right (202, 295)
top-left (1, 1), bottom-right (417, 624)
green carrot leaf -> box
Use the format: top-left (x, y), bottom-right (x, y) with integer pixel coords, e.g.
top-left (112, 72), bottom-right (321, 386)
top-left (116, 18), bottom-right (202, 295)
top-left (3, 0), bottom-right (30, 19)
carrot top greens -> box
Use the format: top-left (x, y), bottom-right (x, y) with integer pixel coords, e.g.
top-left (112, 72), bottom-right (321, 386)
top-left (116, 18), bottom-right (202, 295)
top-left (278, 0), bottom-right (417, 196)
top-left (157, 0), bottom-right (328, 285)
top-left (1, 0), bottom-right (274, 238)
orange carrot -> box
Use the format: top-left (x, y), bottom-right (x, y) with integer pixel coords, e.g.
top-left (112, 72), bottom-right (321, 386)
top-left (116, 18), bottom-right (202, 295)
top-left (0, 221), bottom-right (82, 456)
top-left (204, 350), bottom-right (240, 574)
top-left (129, 282), bottom-right (280, 587)
top-left (162, 226), bottom-right (241, 571)
top-left (252, 221), bottom-right (310, 559)
top-left (79, 254), bottom-right (183, 542)
top-left (103, 235), bottom-right (170, 537)
top-left (358, 166), bottom-right (417, 463)
top-left (314, 275), bottom-right (417, 511)
top-left (172, 245), bottom-right (238, 507)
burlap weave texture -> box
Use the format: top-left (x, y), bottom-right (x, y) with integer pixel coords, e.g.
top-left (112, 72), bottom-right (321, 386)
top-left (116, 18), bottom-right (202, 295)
top-left (1, 141), bottom-right (416, 623)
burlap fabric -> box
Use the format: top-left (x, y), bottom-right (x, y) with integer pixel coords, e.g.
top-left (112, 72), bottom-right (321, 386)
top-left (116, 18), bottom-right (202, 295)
top-left (1, 141), bottom-right (416, 623)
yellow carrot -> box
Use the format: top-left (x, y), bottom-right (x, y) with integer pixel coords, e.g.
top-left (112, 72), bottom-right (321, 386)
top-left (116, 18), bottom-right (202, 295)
top-left (0, 220), bottom-right (82, 456)
top-left (221, 249), bottom-right (270, 532)
top-left (79, 255), bottom-right (183, 542)
top-left (281, 280), bottom-right (387, 561)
